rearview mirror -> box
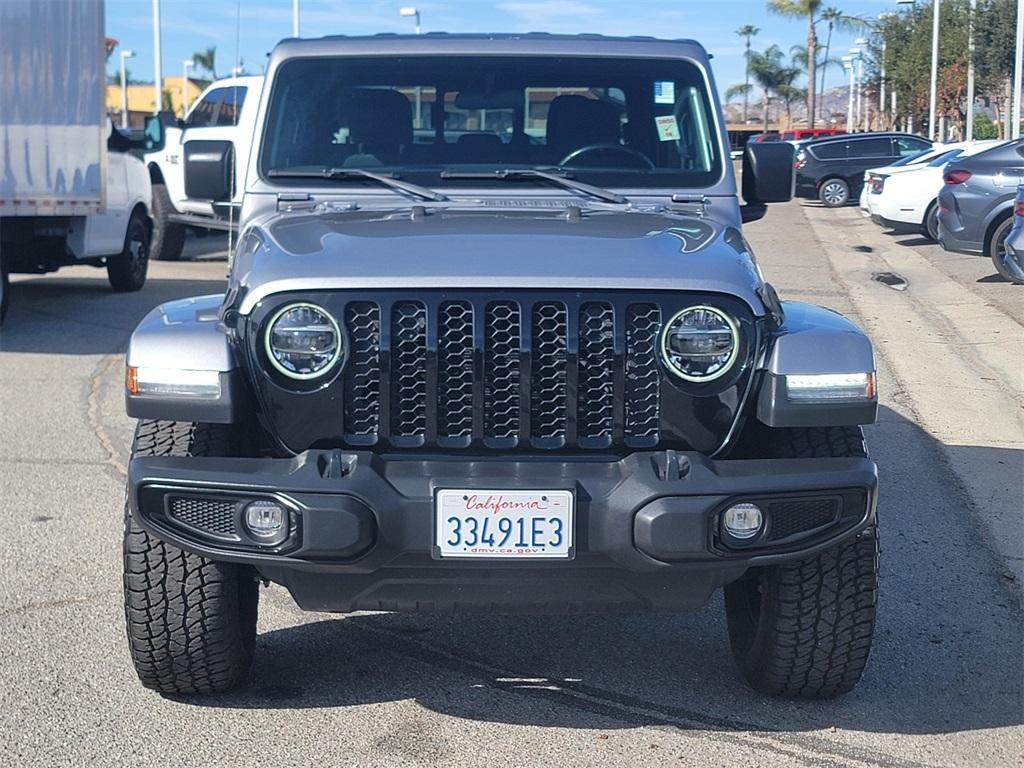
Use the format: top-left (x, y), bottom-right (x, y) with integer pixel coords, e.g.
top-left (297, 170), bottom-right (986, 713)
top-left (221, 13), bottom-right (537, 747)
top-left (741, 142), bottom-right (795, 223)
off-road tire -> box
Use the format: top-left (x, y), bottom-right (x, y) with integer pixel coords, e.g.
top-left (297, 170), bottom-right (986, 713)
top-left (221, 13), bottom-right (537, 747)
top-left (149, 181), bottom-right (186, 261)
top-left (988, 217), bottom-right (1021, 284)
top-left (123, 420), bottom-right (258, 694)
top-left (819, 178), bottom-right (850, 208)
top-left (724, 426), bottom-right (878, 699)
top-left (107, 213), bottom-right (150, 292)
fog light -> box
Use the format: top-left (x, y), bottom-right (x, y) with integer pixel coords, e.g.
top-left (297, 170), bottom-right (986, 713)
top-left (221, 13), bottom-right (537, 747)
top-left (244, 500), bottom-right (288, 544)
top-left (722, 503), bottom-right (764, 541)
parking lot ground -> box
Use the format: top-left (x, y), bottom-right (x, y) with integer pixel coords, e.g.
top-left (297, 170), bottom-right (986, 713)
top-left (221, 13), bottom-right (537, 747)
top-left (0, 209), bottom-right (1021, 767)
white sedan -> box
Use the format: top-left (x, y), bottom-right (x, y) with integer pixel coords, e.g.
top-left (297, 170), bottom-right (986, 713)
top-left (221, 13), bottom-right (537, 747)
top-left (862, 141), bottom-right (999, 240)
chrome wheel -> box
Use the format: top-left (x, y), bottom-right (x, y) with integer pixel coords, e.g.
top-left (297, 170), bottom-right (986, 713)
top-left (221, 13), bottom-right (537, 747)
top-left (820, 180), bottom-right (849, 208)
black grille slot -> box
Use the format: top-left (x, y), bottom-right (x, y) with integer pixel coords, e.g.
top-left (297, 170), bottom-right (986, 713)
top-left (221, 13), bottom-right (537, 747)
top-left (531, 302), bottom-right (568, 442)
top-left (578, 302), bottom-right (615, 444)
top-left (167, 496), bottom-right (237, 538)
top-left (344, 301), bottom-right (381, 442)
top-left (484, 301), bottom-right (521, 443)
top-left (390, 301), bottom-right (427, 439)
top-left (767, 498), bottom-right (840, 540)
top-left (624, 303), bottom-right (661, 443)
top-left (437, 301), bottom-right (474, 441)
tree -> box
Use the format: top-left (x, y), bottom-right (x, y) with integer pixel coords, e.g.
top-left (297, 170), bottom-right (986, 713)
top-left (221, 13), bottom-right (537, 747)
top-left (736, 25), bottom-right (760, 123)
top-left (192, 46), bottom-right (218, 80)
top-left (767, 0), bottom-right (865, 128)
top-left (747, 44), bottom-right (800, 131)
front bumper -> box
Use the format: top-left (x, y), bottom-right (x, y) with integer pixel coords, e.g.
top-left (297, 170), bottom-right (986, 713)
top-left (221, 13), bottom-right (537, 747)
top-left (129, 450), bottom-right (878, 613)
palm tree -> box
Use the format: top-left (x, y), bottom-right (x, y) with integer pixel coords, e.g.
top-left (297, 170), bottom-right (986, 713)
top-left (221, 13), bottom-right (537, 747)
top-left (767, 1), bottom-right (865, 128)
top-left (736, 25), bottom-right (760, 123)
top-left (192, 46), bottom-right (218, 80)
top-left (791, 43), bottom-right (844, 122)
top-left (747, 44), bottom-right (794, 131)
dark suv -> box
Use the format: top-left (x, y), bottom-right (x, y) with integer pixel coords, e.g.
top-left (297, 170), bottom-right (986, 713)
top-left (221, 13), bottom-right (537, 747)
top-left (795, 132), bottom-right (932, 207)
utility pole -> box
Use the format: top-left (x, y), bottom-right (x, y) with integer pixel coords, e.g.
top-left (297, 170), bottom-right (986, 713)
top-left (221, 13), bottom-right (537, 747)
top-left (928, 0), bottom-right (940, 140)
top-left (966, 0), bottom-right (976, 140)
top-left (1013, 0), bottom-right (1023, 139)
top-left (120, 50), bottom-right (135, 128)
top-left (152, 0), bottom-right (162, 114)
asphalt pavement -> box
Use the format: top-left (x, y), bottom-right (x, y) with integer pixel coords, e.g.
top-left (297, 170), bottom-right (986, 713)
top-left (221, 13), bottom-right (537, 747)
top-left (0, 202), bottom-right (1021, 767)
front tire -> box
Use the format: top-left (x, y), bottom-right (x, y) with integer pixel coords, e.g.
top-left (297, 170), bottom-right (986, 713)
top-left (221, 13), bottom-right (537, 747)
top-left (149, 181), bottom-right (187, 262)
top-left (123, 420), bottom-right (259, 694)
top-left (107, 213), bottom-right (150, 292)
top-left (724, 426), bottom-right (878, 699)
top-left (819, 179), bottom-right (850, 208)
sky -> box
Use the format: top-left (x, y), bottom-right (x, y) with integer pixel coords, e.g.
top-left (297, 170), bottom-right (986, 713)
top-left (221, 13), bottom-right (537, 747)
top-left (106, 0), bottom-right (901, 99)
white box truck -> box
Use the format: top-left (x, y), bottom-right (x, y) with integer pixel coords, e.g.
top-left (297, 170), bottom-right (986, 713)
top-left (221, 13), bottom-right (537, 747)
top-left (0, 0), bottom-right (153, 324)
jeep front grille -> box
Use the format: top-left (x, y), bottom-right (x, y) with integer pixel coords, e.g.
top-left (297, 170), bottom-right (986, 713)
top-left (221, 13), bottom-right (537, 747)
top-left (334, 294), bottom-right (663, 450)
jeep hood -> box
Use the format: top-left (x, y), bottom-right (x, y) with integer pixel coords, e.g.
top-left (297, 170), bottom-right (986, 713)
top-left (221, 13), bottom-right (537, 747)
top-left (231, 207), bottom-right (767, 315)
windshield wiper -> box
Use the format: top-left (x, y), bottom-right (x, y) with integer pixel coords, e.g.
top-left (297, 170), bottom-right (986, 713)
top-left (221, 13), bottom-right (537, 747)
top-left (267, 167), bottom-right (449, 202)
top-left (439, 168), bottom-right (629, 205)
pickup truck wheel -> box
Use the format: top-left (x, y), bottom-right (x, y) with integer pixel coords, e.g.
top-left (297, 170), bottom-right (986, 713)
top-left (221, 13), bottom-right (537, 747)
top-left (150, 182), bottom-right (186, 261)
top-left (123, 420), bottom-right (259, 694)
top-left (724, 426), bottom-right (878, 699)
top-left (107, 214), bottom-right (150, 292)
top-left (818, 179), bottom-right (849, 208)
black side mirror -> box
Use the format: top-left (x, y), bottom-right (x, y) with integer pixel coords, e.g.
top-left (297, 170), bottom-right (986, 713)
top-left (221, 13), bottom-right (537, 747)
top-left (741, 142), bottom-right (795, 223)
top-left (143, 114), bottom-right (165, 152)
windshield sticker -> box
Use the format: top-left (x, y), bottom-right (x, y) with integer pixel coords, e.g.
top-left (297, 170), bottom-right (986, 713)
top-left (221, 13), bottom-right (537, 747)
top-left (654, 80), bottom-right (676, 104)
top-left (655, 115), bottom-right (680, 142)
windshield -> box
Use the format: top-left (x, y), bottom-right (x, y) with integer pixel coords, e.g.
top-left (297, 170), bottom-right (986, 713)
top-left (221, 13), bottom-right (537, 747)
top-left (260, 55), bottom-right (723, 190)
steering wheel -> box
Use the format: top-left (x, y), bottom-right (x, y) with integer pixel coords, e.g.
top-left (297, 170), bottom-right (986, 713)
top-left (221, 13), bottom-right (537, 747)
top-left (559, 143), bottom-right (655, 170)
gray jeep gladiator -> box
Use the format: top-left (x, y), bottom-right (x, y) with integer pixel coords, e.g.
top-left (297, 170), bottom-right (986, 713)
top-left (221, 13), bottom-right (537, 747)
top-left (125, 34), bottom-right (879, 698)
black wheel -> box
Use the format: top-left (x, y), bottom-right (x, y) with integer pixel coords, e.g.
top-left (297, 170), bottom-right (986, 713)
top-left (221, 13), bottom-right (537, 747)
top-left (123, 420), bottom-right (259, 694)
top-left (107, 213), bottom-right (150, 292)
top-left (818, 178), bottom-right (850, 208)
top-left (149, 180), bottom-right (186, 261)
top-left (988, 217), bottom-right (1022, 284)
top-left (0, 259), bottom-right (9, 325)
top-left (922, 201), bottom-right (940, 241)
top-left (724, 426), bottom-right (878, 699)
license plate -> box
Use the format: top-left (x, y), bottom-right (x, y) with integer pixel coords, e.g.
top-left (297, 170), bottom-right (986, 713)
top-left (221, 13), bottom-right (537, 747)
top-left (434, 489), bottom-right (574, 559)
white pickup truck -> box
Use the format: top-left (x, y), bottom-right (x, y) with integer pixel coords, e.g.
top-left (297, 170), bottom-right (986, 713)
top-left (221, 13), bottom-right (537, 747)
top-left (144, 76), bottom-right (263, 261)
top-left (0, 0), bottom-right (153, 324)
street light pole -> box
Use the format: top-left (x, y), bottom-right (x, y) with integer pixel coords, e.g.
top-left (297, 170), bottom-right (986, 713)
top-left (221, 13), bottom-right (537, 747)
top-left (152, 0), bottom-right (162, 114)
top-left (119, 50), bottom-right (135, 129)
top-left (842, 56), bottom-right (855, 132)
top-left (182, 60), bottom-right (195, 116)
top-left (966, 0), bottom-right (976, 140)
top-left (400, 7), bottom-right (421, 34)
top-left (1013, 0), bottom-right (1023, 139)
top-left (292, 0), bottom-right (300, 37)
top-left (928, 0), bottom-right (940, 140)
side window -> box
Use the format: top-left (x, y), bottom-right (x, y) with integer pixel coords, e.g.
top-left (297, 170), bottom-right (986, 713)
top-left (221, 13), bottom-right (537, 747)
top-left (811, 142), bottom-right (846, 160)
top-left (897, 137), bottom-right (929, 156)
top-left (216, 86), bottom-right (248, 127)
top-left (850, 138), bottom-right (893, 158)
top-left (187, 88), bottom-right (224, 128)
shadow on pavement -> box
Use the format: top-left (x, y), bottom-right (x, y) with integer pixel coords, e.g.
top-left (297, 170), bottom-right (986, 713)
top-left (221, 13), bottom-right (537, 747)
top-left (169, 407), bottom-right (1023, 741)
top-left (0, 276), bottom-right (226, 355)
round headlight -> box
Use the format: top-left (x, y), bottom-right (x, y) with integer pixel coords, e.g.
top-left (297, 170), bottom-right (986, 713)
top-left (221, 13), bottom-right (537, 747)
top-left (660, 305), bottom-right (739, 382)
top-left (264, 303), bottom-right (342, 379)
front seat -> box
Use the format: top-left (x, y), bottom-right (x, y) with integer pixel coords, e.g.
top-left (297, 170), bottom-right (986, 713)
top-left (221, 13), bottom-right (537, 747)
top-left (545, 94), bottom-right (621, 161)
top-left (344, 88), bottom-right (414, 166)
